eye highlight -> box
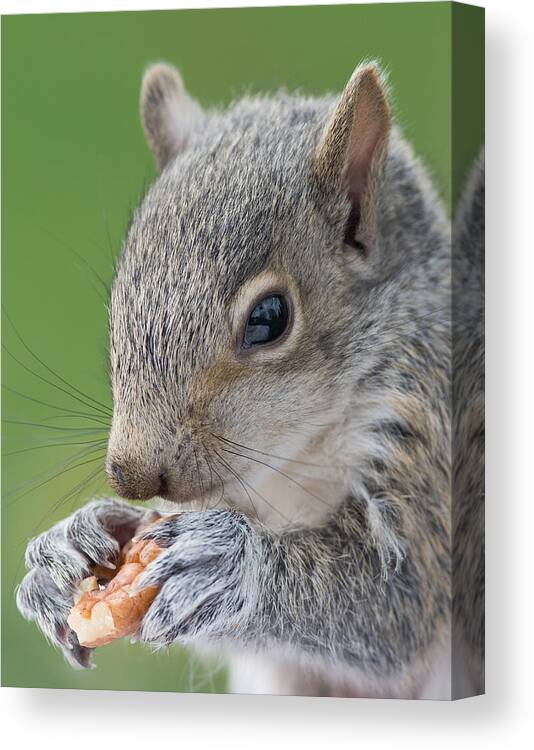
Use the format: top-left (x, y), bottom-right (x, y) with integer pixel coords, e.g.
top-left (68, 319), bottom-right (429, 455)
top-left (242, 294), bottom-right (290, 349)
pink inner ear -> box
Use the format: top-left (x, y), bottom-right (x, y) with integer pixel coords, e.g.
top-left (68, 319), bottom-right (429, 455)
top-left (344, 106), bottom-right (387, 210)
top-left (346, 156), bottom-right (372, 209)
top-left (314, 65), bottom-right (391, 234)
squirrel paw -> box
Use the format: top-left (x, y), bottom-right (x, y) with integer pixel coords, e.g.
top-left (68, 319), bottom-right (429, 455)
top-left (134, 509), bottom-right (260, 646)
top-left (16, 498), bottom-right (153, 667)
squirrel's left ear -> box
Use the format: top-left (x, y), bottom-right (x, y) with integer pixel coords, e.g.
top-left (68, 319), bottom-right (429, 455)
top-left (140, 63), bottom-right (203, 171)
top-left (314, 63), bottom-right (391, 258)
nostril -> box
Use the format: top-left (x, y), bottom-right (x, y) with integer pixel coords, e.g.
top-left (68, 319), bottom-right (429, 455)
top-left (108, 459), bottom-right (166, 500)
top-left (158, 472), bottom-right (168, 496)
top-left (110, 461), bottom-right (125, 485)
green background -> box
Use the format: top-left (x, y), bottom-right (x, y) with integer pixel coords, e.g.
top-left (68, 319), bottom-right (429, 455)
top-left (1, 2), bottom-right (483, 691)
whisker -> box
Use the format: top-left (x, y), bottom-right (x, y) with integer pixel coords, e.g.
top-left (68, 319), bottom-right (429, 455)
top-left (202, 451), bottom-right (215, 504)
top-left (211, 432), bottom-right (327, 468)
top-left (40, 226), bottom-right (110, 305)
top-left (220, 447), bottom-right (335, 512)
top-left (2, 384), bottom-right (110, 423)
top-left (9, 463), bottom-right (107, 596)
top-left (3, 343), bottom-right (111, 418)
top-left (2, 306), bottom-right (112, 415)
top-left (214, 450), bottom-right (292, 525)
top-left (212, 423), bottom-right (339, 485)
top-left (3, 438), bottom-right (108, 458)
top-left (6, 450), bottom-right (106, 507)
top-left (3, 419), bottom-right (108, 433)
top-left (192, 447), bottom-right (205, 511)
top-left (5, 442), bottom-right (106, 500)
top-left (212, 431), bottom-right (336, 484)
top-left (212, 450), bottom-right (260, 523)
top-left (65, 472), bottom-right (108, 520)
top-left (49, 465), bottom-right (106, 518)
top-left (203, 450), bottom-right (226, 509)
top-left (101, 208), bottom-right (118, 272)
top-left (233, 469), bottom-right (293, 525)
top-left (40, 413), bottom-right (110, 426)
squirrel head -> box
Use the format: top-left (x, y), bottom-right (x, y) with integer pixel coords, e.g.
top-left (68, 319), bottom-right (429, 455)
top-left (106, 62), bottom-right (392, 512)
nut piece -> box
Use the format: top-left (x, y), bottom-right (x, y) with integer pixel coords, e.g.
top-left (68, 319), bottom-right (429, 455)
top-left (67, 538), bottom-right (163, 648)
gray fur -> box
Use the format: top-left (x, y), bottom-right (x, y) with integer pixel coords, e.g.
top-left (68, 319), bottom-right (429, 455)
top-left (135, 510), bottom-right (261, 645)
top-left (451, 151), bottom-right (485, 696)
top-left (17, 62), bottom-right (484, 698)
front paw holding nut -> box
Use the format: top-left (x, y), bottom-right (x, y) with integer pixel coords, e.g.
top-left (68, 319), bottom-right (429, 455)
top-left (16, 498), bottom-right (158, 667)
top-left (133, 509), bottom-right (260, 646)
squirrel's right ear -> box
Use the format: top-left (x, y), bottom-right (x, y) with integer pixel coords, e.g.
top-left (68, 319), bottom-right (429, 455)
top-left (140, 63), bottom-right (203, 171)
top-left (313, 63), bottom-right (391, 259)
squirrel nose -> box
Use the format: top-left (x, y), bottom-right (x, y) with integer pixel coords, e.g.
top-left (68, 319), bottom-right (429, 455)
top-left (107, 459), bottom-right (167, 500)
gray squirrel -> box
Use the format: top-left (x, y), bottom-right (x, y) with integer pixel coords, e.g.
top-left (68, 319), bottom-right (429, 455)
top-left (16, 61), bottom-right (484, 699)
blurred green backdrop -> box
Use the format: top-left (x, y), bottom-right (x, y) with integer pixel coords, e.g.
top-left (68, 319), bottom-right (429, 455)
top-left (2, 2), bottom-right (483, 691)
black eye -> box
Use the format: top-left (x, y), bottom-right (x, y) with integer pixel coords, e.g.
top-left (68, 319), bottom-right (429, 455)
top-left (242, 294), bottom-right (290, 349)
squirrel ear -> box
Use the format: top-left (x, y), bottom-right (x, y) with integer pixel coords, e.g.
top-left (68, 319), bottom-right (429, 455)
top-left (314, 63), bottom-right (391, 255)
top-left (140, 63), bottom-right (203, 171)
